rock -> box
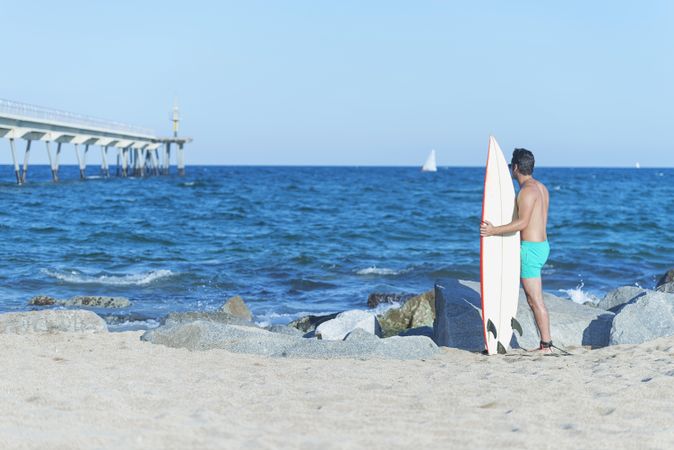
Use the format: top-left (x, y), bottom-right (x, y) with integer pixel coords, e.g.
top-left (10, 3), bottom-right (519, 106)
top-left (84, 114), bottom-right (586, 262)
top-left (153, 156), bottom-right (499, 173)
top-left (377, 290), bottom-right (435, 337)
top-left (142, 321), bottom-right (298, 355)
top-left (266, 324), bottom-right (304, 336)
top-left (597, 286), bottom-right (647, 312)
top-left (28, 295), bottom-right (131, 308)
top-left (433, 279), bottom-right (614, 351)
top-left (315, 310), bottom-right (382, 340)
top-left (289, 312), bottom-right (339, 333)
top-left (28, 295), bottom-right (58, 306)
top-left (344, 327), bottom-right (380, 342)
top-left (219, 296), bottom-right (252, 321)
top-left (164, 311), bottom-right (256, 327)
top-left (399, 326), bottom-right (434, 338)
top-left (367, 293), bottom-right (413, 309)
top-left (656, 268), bottom-right (674, 288)
top-left (609, 291), bottom-right (674, 345)
top-left (656, 282), bottom-right (674, 294)
top-left (0, 310), bottom-right (107, 334)
top-left (65, 296), bottom-right (131, 308)
top-left (142, 320), bottom-right (438, 360)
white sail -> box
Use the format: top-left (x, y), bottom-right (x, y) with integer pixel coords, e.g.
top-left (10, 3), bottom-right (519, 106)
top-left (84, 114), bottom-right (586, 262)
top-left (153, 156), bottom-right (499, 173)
top-left (635, 162), bottom-right (641, 169)
top-left (422, 149), bottom-right (437, 172)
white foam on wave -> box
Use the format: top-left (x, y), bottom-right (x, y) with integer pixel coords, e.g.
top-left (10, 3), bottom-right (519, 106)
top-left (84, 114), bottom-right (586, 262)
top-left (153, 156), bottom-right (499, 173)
top-left (42, 268), bottom-right (175, 286)
top-left (356, 266), bottom-right (401, 276)
top-left (372, 301), bottom-right (403, 315)
top-left (107, 319), bottom-right (161, 332)
top-left (558, 281), bottom-right (599, 305)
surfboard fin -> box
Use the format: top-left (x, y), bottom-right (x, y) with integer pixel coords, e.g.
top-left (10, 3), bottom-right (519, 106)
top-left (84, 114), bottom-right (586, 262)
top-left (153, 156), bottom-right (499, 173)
top-left (497, 342), bottom-right (507, 354)
top-left (511, 317), bottom-right (523, 336)
top-left (486, 319), bottom-right (497, 339)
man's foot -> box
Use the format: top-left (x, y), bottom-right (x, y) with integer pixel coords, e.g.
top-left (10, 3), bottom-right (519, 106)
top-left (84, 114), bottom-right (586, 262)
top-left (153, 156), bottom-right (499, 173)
top-left (536, 340), bottom-right (553, 354)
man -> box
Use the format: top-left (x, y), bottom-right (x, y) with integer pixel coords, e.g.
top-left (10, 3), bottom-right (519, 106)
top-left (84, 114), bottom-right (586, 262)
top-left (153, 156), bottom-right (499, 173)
top-left (480, 148), bottom-right (552, 353)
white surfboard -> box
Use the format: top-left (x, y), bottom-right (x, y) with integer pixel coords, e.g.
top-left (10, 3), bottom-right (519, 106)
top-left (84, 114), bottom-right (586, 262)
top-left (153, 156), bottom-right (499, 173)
top-left (480, 136), bottom-right (521, 355)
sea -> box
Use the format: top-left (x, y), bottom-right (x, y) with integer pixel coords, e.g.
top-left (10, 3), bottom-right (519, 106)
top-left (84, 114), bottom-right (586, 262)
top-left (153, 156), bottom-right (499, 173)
top-left (0, 165), bottom-right (672, 330)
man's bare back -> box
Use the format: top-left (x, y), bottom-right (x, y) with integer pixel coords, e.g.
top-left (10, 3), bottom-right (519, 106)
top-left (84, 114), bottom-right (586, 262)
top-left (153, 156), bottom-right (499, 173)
top-left (517, 179), bottom-right (549, 242)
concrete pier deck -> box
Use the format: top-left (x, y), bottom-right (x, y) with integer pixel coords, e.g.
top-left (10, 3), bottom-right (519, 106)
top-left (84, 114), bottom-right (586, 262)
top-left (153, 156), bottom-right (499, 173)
top-left (0, 99), bottom-right (192, 183)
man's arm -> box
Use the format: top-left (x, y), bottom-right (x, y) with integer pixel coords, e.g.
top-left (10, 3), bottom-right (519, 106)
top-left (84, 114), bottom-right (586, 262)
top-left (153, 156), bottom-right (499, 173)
top-left (480, 187), bottom-right (535, 236)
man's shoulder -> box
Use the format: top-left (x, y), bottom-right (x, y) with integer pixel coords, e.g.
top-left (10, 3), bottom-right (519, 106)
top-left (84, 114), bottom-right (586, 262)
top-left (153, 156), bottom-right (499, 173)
top-left (518, 181), bottom-right (545, 200)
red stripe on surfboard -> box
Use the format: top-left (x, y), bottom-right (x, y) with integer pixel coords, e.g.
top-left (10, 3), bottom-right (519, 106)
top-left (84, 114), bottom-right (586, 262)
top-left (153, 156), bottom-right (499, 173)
top-left (480, 137), bottom-right (490, 354)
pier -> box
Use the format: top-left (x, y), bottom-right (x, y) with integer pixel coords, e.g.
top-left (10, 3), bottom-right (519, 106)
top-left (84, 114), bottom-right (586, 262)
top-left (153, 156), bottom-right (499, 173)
top-left (0, 99), bottom-right (192, 184)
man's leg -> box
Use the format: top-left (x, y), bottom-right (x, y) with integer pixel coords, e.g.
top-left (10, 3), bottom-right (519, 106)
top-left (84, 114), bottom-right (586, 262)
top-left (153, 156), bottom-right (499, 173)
top-left (521, 277), bottom-right (551, 351)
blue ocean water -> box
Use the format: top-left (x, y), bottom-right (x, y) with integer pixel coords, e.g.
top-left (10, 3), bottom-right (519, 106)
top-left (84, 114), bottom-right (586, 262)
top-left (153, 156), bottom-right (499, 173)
top-left (0, 165), bottom-right (672, 329)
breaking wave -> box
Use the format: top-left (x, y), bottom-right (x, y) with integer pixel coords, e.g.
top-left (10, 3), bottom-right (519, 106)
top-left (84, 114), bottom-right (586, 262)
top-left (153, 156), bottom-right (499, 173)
top-left (42, 269), bottom-right (176, 286)
top-left (558, 281), bottom-right (600, 305)
top-left (356, 266), bottom-right (402, 276)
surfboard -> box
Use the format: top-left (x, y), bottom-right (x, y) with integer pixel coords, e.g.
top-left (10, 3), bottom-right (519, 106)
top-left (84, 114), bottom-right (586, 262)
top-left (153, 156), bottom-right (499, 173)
top-left (480, 136), bottom-right (521, 355)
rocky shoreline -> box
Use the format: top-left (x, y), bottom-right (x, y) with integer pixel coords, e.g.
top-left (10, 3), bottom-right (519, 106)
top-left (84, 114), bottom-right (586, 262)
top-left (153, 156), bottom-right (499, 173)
top-left (6, 268), bottom-right (674, 360)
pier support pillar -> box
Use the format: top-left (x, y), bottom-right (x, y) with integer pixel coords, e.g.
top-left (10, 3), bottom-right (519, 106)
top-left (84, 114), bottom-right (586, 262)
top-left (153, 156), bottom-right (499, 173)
top-left (55, 142), bottom-right (62, 180)
top-left (116, 149), bottom-right (120, 176)
top-left (83, 144), bottom-right (89, 177)
top-left (135, 149), bottom-right (140, 176)
top-left (136, 148), bottom-right (145, 177)
top-left (121, 148), bottom-right (129, 177)
top-left (21, 139), bottom-right (32, 184)
top-left (177, 143), bottom-right (185, 176)
top-left (164, 142), bottom-right (171, 175)
top-left (74, 144), bottom-right (85, 179)
top-left (101, 146), bottom-right (109, 177)
top-left (9, 138), bottom-right (22, 185)
top-left (153, 148), bottom-right (160, 175)
top-left (45, 141), bottom-right (58, 182)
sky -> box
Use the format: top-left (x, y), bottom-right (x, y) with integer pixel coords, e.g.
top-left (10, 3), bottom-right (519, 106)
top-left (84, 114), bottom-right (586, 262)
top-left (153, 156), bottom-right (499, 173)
top-left (0, 1), bottom-right (672, 167)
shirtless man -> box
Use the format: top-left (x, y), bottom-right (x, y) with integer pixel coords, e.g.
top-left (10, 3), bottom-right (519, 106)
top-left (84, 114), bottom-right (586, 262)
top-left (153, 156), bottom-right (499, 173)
top-left (480, 148), bottom-right (552, 353)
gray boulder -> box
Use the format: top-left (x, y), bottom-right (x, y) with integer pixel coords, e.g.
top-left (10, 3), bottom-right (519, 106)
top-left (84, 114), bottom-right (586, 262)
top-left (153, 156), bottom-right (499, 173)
top-left (65, 296), bottom-right (131, 308)
top-left (219, 296), bottom-right (253, 321)
top-left (609, 291), bottom-right (674, 345)
top-left (142, 321), bottom-right (298, 355)
top-left (656, 268), bottom-right (674, 288)
top-left (141, 320), bottom-right (438, 360)
top-left (266, 324), bottom-right (305, 336)
top-left (399, 326), bottom-right (434, 338)
top-left (315, 310), bottom-right (382, 340)
top-left (0, 310), bottom-right (108, 334)
top-left (164, 311), bottom-right (256, 327)
top-left (433, 279), bottom-right (614, 351)
top-left (288, 312), bottom-right (339, 333)
top-left (344, 327), bottom-right (380, 342)
top-left (656, 282), bottom-right (674, 294)
top-left (597, 286), bottom-right (647, 312)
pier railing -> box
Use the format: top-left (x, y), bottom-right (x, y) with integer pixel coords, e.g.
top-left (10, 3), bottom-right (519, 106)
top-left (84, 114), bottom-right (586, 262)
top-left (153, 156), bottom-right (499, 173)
top-left (0, 98), bottom-right (154, 137)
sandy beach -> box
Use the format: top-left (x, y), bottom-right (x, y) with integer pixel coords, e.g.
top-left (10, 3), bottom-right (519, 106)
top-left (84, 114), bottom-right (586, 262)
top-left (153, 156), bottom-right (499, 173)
top-left (1, 330), bottom-right (672, 450)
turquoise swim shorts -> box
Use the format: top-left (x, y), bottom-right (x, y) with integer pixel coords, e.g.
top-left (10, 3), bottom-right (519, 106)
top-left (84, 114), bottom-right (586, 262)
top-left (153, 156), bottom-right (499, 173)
top-left (521, 240), bottom-right (550, 279)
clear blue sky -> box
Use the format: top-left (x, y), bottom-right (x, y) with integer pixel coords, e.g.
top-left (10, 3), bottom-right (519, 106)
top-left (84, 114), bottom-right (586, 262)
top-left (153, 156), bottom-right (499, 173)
top-left (1, 1), bottom-right (672, 166)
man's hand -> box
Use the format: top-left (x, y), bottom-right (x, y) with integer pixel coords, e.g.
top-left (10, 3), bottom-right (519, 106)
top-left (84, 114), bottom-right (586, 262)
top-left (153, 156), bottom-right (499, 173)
top-left (480, 220), bottom-right (495, 237)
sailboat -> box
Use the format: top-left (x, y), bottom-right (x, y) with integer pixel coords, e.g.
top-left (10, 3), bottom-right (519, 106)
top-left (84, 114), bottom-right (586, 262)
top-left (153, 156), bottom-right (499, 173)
top-left (422, 149), bottom-right (437, 172)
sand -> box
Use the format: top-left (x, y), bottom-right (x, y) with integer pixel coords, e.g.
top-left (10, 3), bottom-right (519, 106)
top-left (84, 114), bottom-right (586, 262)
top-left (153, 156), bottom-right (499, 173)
top-left (0, 331), bottom-right (672, 449)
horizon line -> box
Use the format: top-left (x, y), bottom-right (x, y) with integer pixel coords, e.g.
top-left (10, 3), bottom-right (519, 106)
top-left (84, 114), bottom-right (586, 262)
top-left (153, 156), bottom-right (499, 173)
top-left (1, 164), bottom-right (671, 169)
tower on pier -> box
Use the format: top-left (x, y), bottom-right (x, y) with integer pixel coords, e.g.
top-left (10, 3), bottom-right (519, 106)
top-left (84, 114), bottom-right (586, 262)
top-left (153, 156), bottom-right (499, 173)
top-left (172, 99), bottom-right (180, 138)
